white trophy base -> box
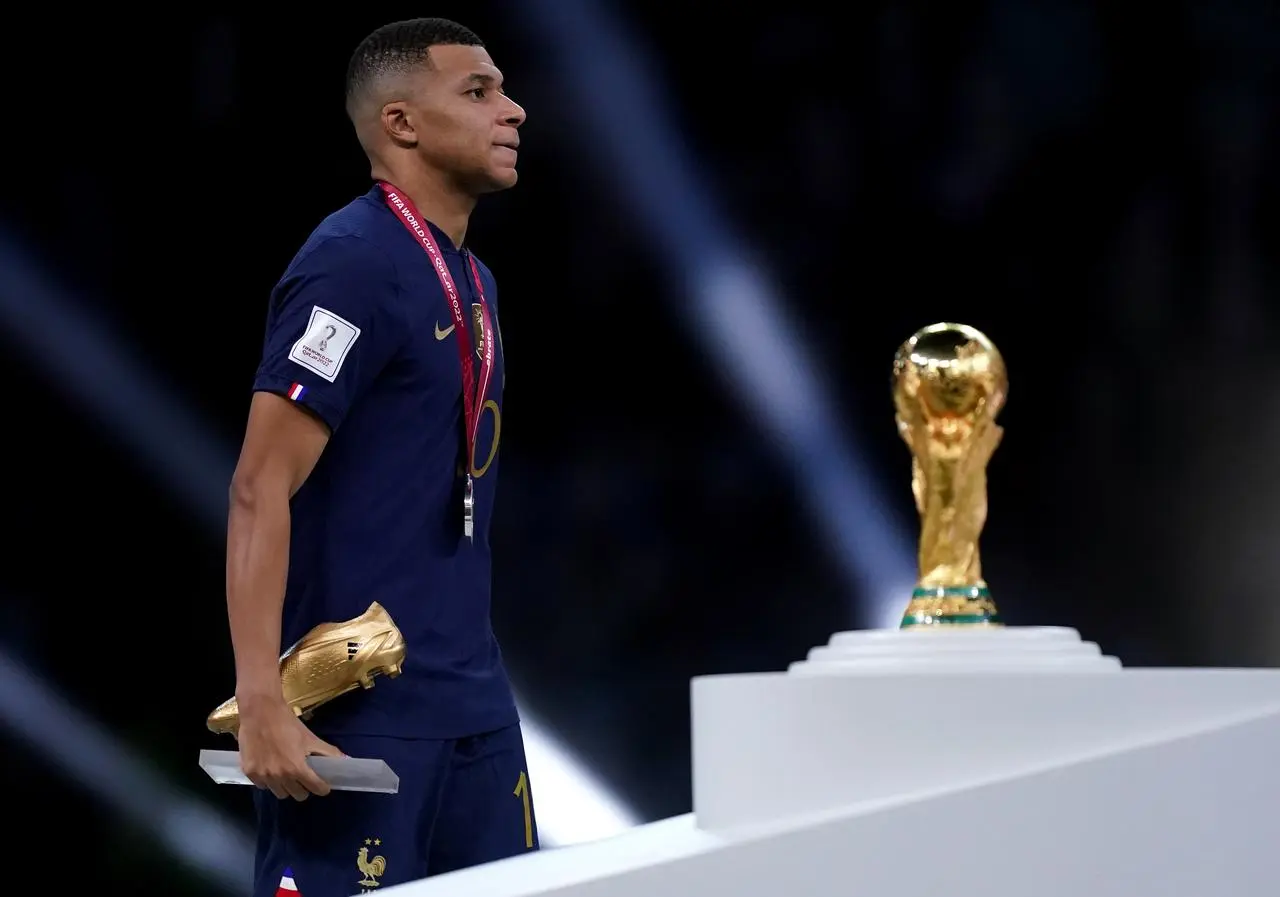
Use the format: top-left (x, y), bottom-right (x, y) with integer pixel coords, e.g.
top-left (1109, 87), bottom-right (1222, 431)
top-left (787, 624), bottom-right (1122, 675)
top-left (377, 633), bottom-right (1280, 897)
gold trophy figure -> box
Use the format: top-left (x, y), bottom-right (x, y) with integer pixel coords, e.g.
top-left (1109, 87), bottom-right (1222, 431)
top-left (893, 322), bottom-right (1007, 628)
top-left (206, 601), bottom-right (406, 736)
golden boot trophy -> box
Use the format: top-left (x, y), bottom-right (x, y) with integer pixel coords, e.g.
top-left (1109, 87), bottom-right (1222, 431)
top-left (206, 601), bottom-right (406, 735)
top-left (893, 322), bottom-right (1007, 628)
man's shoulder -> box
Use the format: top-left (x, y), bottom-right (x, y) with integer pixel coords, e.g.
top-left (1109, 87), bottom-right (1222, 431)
top-left (313, 188), bottom-right (393, 242)
top-left (285, 194), bottom-right (400, 281)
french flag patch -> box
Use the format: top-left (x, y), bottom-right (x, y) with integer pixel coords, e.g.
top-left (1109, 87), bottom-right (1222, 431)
top-left (275, 867), bottom-right (300, 895)
top-left (287, 381), bottom-right (307, 402)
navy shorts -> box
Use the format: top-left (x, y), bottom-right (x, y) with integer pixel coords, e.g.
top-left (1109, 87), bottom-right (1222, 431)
top-left (252, 723), bottom-right (539, 896)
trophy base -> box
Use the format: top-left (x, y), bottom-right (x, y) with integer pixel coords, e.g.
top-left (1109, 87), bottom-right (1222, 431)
top-left (788, 625), bottom-right (1122, 675)
top-left (900, 585), bottom-right (1000, 628)
top-left (198, 749), bottom-right (400, 794)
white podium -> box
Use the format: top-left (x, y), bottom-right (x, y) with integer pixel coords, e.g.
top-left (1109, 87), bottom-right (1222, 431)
top-left (385, 626), bottom-right (1280, 897)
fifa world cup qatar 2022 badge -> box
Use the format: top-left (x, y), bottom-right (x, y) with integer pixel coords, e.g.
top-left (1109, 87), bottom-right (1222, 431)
top-left (892, 322), bottom-right (1007, 629)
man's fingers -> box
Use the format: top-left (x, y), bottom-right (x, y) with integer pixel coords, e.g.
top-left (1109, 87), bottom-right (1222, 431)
top-left (284, 777), bottom-right (311, 802)
top-left (242, 733), bottom-right (339, 800)
top-left (245, 770), bottom-right (275, 794)
top-left (307, 737), bottom-right (346, 758)
top-left (247, 768), bottom-right (307, 801)
top-left (298, 736), bottom-right (339, 795)
top-left (299, 763), bottom-right (332, 797)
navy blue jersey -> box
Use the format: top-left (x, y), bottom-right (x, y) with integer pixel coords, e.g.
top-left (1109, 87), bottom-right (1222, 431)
top-left (252, 185), bottom-right (515, 740)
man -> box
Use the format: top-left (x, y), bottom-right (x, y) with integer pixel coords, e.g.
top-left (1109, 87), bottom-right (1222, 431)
top-left (220, 18), bottom-right (534, 896)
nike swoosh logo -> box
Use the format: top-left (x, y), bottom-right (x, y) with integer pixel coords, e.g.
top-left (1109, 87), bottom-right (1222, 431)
top-left (435, 322), bottom-right (455, 340)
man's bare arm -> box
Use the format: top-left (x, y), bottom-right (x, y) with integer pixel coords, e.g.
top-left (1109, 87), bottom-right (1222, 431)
top-left (226, 391), bottom-right (331, 705)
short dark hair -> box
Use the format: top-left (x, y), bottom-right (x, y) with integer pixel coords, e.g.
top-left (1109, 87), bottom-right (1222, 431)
top-left (345, 17), bottom-right (485, 114)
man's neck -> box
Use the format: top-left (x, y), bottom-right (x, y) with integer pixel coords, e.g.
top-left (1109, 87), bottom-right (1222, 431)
top-left (373, 163), bottom-right (475, 249)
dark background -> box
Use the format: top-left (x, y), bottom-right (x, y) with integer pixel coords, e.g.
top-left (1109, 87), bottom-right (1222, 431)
top-left (3, 1), bottom-right (1279, 893)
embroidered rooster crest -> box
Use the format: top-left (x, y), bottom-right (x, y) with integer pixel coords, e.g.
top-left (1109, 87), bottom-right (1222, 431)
top-left (356, 845), bottom-right (387, 888)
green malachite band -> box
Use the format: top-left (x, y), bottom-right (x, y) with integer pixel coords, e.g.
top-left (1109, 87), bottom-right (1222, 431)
top-left (901, 585), bottom-right (999, 628)
top-left (910, 586), bottom-right (991, 599)
top-left (901, 614), bottom-right (1002, 627)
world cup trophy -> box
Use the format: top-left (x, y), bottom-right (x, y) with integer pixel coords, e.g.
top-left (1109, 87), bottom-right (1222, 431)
top-left (892, 322), bottom-right (1007, 628)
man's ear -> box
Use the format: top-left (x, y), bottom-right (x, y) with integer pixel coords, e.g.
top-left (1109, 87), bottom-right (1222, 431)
top-left (381, 101), bottom-right (418, 149)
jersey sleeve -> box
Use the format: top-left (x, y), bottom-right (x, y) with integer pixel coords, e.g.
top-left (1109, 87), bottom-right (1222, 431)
top-left (253, 235), bottom-right (406, 432)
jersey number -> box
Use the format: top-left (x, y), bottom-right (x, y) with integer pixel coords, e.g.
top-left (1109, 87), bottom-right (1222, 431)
top-left (514, 770), bottom-right (533, 848)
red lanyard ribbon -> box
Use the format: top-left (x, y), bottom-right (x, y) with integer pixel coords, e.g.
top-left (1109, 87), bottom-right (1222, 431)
top-left (379, 182), bottom-right (495, 477)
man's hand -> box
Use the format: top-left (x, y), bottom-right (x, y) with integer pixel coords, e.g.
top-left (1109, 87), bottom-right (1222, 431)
top-left (236, 694), bottom-right (345, 801)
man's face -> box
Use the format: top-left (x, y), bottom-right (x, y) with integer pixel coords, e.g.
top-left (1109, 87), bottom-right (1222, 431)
top-left (407, 44), bottom-right (526, 193)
